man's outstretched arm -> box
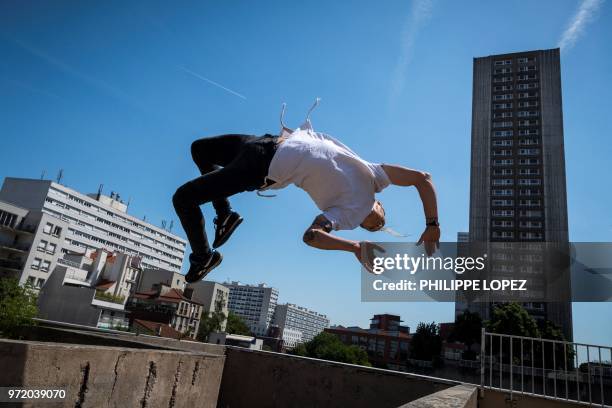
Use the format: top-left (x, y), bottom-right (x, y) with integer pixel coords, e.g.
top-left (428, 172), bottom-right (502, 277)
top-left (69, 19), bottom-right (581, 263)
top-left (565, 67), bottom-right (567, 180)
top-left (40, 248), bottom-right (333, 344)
top-left (302, 215), bottom-right (381, 272)
top-left (381, 164), bottom-right (440, 255)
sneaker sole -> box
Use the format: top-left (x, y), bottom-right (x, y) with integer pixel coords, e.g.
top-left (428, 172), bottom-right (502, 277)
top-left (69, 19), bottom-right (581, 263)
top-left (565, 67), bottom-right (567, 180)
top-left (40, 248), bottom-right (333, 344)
top-left (185, 253), bottom-right (223, 283)
top-left (213, 217), bottom-right (243, 249)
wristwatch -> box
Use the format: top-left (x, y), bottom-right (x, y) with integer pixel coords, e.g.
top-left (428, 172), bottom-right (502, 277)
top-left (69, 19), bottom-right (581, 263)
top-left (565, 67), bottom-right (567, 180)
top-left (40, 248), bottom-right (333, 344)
top-left (426, 217), bottom-right (439, 227)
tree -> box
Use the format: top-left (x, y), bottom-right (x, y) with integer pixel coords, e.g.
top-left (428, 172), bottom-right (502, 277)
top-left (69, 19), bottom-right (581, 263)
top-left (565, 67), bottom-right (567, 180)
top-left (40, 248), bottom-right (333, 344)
top-left (197, 294), bottom-right (227, 342)
top-left (0, 278), bottom-right (38, 339)
top-left (450, 310), bottom-right (482, 360)
top-left (486, 303), bottom-right (539, 338)
top-left (289, 332), bottom-right (371, 366)
top-left (410, 322), bottom-right (442, 363)
top-left (225, 311), bottom-right (251, 336)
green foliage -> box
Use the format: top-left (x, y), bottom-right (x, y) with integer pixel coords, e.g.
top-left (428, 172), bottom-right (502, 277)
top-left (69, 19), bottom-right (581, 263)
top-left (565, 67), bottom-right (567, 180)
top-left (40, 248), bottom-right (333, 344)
top-left (94, 290), bottom-right (125, 304)
top-left (450, 310), bottom-right (482, 360)
top-left (225, 311), bottom-right (251, 336)
top-left (0, 278), bottom-right (38, 338)
top-left (197, 294), bottom-right (227, 342)
top-left (410, 322), bottom-right (442, 363)
top-left (289, 332), bottom-right (371, 366)
top-left (486, 303), bottom-right (539, 338)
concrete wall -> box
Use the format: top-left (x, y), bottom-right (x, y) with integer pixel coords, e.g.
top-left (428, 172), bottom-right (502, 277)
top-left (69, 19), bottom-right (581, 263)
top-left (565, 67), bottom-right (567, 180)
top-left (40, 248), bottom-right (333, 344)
top-left (481, 389), bottom-right (585, 408)
top-left (218, 347), bottom-right (458, 408)
top-left (0, 338), bottom-right (224, 408)
top-left (399, 384), bottom-right (477, 408)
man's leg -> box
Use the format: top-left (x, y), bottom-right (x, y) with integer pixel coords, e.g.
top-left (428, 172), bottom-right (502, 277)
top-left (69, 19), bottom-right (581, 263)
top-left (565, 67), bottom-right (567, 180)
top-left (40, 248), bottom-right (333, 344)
top-left (172, 163), bottom-right (252, 273)
top-left (190, 134), bottom-right (254, 217)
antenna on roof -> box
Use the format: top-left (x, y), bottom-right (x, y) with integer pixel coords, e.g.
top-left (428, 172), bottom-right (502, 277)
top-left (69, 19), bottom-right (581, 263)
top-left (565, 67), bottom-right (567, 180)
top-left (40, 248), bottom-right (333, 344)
top-left (126, 196), bottom-right (131, 212)
top-left (143, 215), bottom-right (147, 222)
top-left (56, 169), bottom-right (64, 184)
top-left (168, 220), bottom-right (174, 232)
top-left (40, 170), bottom-right (46, 180)
top-left (161, 220), bottom-right (167, 230)
top-left (97, 184), bottom-right (104, 200)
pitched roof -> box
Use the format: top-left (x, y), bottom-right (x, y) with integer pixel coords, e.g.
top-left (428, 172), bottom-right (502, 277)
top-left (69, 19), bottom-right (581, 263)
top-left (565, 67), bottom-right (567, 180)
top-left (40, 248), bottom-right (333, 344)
top-left (132, 319), bottom-right (183, 339)
top-left (131, 288), bottom-right (203, 306)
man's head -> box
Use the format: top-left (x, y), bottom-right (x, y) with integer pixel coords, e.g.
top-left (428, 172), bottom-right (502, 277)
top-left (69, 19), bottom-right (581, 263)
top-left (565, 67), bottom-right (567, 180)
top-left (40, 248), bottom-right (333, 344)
top-left (360, 200), bottom-right (386, 232)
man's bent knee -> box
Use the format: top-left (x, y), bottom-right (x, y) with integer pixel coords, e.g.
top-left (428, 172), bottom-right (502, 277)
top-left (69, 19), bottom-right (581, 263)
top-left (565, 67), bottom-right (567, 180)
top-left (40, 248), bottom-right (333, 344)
top-left (172, 184), bottom-right (192, 210)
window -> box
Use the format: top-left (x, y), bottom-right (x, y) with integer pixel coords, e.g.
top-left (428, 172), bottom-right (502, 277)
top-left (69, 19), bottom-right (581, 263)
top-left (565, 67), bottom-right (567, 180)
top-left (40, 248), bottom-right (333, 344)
top-left (493, 112), bottom-right (513, 119)
top-left (520, 200), bottom-right (541, 207)
top-left (493, 76), bottom-right (512, 83)
top-left (493, 169), bottom-right (513, 175)
top-left (493, 140), bottom-right (513, 146)
top-left (518, 120), bottom-right (538, 127)
top-left (36, 278), bottom-right (46, 288)
top-left (37, 240), bottom-right (47, 252)
top-left (517, 74), bottom-right (537, 81)
top-left (520, 232), bottom-right (543, 240)
top-left (492, 149), bottom-right (512, 156)
top-left (493, 130), bottom-right (513, 137)
top-left (494, 67), bottom-right (512, 74)
top-left (493, 103), bottom-right (513, 109)
top-left (47, 243), bottom-right (57, 254)
top-left (520, 210), bottom-right (543, 217)
top-left (519, 168), bottom-right (540, 175)
top-left (492, 121), bottom-right (513, 128)
top-left (518, 92), bottom-right (538, 99)
top-left (519, 179), bottom-right (541, 185)
top-left (31, 258), bottom-right (41, 270)
top-left (518, 101), bottom-right (538, 108)
top-left (52, 226), bottom-right (63, 237)
top-left (494, 94), bottom-right (513, 100)
top-left (492, 199), bottom-right (514, 206)
top-left (518, 57), bottom-right (536, 64)
top-left (492, 159), bottom-right (513, 166)
top-left (0, 210), bottom-right (18, 228)
top-left (519, 189), bottom-right (540, 196)
top-left (40, 260), bottom-right (51, 272)
top-left (492, 189), bottom-right (513, 196)
top-left (492, 210), bottom-right (514, 217)
top-left (518, 111), bottom-right (538, 117)
top-left (492, 231), bottom-right (514, 238)
top-left (492, 220), bottom-right (513, 227)
top-left (517, 83), bottom-right (538, 90)
top-left (494, 59), bottom-right (512, 66)
top-left (492, 179), bottom-right (513, 185)
top-left (27, 276), bottom-right (36, 286)
top-left (43, 223), bottom-right (53, 234)
top-left (519, 158), bottom-right (540, 165)
top-left (494, 85), bottom-right (513, 91)
top-left (519, 148), bottom-right (540, 155)
top-left (518, 65), bottom-right (537, 72)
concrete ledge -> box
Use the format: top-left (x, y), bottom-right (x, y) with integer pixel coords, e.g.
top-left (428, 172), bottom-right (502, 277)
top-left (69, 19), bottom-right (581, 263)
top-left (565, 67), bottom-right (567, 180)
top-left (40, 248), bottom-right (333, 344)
top-left (0, 339), bottom-right (224, 408)
top-left (218, 346), bottom-right (459, 408)
top-left (398, 384), bottom-right (477, 408)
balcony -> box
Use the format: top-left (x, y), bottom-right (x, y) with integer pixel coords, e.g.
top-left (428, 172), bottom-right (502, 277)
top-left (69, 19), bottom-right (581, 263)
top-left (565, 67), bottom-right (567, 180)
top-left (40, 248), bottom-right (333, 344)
top-left (0, 241), bottom-right (31, 253)
top-left (0, 258), bottom-right (24, 271)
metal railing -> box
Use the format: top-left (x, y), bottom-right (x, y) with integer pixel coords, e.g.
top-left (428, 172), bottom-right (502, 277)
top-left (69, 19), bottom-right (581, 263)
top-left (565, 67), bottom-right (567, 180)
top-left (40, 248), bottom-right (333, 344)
top-left (480, 329), bottom-right (612, 406)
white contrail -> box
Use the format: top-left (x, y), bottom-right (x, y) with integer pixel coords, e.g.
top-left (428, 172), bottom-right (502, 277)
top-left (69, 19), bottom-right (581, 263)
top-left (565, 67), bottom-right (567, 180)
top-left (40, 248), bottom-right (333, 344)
top-left (558, 0), bottom-right (604, 52)
top-left (390, 0), bottom-right (435, 102)
top-left (180, 66), bottom-right (247, 100)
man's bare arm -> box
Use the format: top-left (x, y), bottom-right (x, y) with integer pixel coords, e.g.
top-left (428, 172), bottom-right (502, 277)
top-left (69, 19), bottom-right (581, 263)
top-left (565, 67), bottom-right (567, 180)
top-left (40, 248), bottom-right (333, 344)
top-left (302, 215), bottom-right (383, 272)
top-left (382, 164), bottom-right (440, 254)
top-left (302, 215), bottom-right (358, 253)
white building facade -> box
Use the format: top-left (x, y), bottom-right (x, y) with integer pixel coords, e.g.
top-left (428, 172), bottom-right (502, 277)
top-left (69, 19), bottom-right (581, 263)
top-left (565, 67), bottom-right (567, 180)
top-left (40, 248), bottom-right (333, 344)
top-left (0, 178), bottom-right (186, 273)
top-left (273, 303), bottom-right (330, 344)
top-left (224, 281), bottom-right (278, 337)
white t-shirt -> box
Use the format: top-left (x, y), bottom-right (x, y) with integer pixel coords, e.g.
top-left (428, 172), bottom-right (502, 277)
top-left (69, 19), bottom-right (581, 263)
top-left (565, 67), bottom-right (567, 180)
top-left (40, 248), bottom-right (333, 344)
top-left (264, 121), bottom-right (390, 230)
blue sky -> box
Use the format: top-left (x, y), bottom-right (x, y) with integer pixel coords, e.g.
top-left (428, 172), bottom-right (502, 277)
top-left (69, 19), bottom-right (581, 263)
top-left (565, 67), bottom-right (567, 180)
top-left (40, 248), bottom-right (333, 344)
top-left (1, 0), bottom-right (610, 346)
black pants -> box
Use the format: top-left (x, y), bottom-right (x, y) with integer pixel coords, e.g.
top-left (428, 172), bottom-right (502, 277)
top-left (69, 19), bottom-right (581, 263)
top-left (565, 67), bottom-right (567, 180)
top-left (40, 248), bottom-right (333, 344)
top-left (173, 134), bottom-right (278, 257)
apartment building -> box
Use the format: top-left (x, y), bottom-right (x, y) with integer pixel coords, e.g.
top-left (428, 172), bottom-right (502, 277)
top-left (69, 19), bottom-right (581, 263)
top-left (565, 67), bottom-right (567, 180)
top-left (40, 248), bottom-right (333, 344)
top-left (187, 281), bottom-right (230, 332)
top-left (0, 178), bottom-right (186, 273)
top-left (224, 281), bottom-right (279, 336)
top-left (37, 248), bottom-right (142, 329)
top-left (137, 268), bottom-right (186, 292)
top-left (272, 303), bottom-right (329, 346)
top-left (326, 314), bottom-right (411, 371)
top-left (465, 48), bottom-right (572, 339)
top-left (127, 284), bottom-right (203, 339)
top-left (0, 199), bottom-right (67, 289)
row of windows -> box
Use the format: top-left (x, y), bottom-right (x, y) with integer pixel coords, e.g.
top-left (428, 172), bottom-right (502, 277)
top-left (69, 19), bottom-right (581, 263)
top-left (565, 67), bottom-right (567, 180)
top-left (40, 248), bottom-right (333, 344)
top-left (494, 111), bottom-right (539, 119)
top-left (492, 221), bottom-right (543, 228)
top-left (47, 190), bottom-right (185, 251)
top-left (42, 222), bottom-right (63, 237)
top-left (26, 276), bottom-right (46, 288)
top-left (492, 231), bottom-right (543, 239)
top-left (493, 74), bottom-right (538, 83)
top-left (491, 189), bottom-right (541, 196)
top-left (493, 168), bottom-right (541, 176)
top-left (493, 92), bottom-right (538, 100)
top-left (492, 159), bottom-right (541, 166)
top-left (37, 240), bottom-right (57, 255)
top-left (493, 129), bottom-right (539, 137)
top-left (492, 210), bottom-right (543, 217)
top-left (494, 57), bottom-right (536, 65)
top-left (491, 148), bottom-right (540, 155)
top-left (493, 101), bottom-right (539, 110)
top-left (492, 179), bottom-right (542, 186)
top-left (494, 66), bottom-right (537, 74)
top-left (492, 138), bottom-right (540, 147)
top-left (494, 83), bottom-right (539, 92)
top-left (492, 199), bottom-right (542, 206)
top-left (31, 257), bottom-right (51, 272)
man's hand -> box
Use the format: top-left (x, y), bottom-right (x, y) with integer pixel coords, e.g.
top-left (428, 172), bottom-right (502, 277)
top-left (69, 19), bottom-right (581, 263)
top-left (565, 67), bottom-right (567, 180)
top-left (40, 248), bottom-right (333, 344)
top-left (417, 226), bottom-right (440, 256)
top-left (354, 241), bottom-right (386, 273)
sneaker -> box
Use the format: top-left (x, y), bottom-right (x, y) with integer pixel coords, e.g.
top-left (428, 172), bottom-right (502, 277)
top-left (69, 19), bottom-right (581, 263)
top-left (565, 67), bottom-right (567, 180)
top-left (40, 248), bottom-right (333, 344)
top-left (212, 211), bottom-right (243, 249)
top-left (185, 251), bottom-right (222, 283)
